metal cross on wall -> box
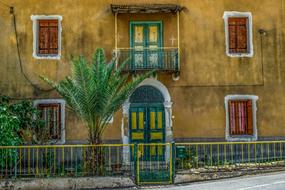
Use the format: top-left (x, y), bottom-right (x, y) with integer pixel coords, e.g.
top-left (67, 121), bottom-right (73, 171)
top-left (169, 35), bottom-right (176, 46)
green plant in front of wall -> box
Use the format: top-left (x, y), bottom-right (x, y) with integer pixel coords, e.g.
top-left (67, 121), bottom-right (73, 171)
top-left (176, 146), bottom-right (198, 170)
top-left (8, 99), bottom-right (46, 144)
top-left (0, 102), bottom-right (22, 168)
top-left (0, 95), bottom-right (46, 144)
top-left (41, 48), bottom-right (152, 174)
top-left (0, 96), bottom-right (49, 174)
top-left (41, 48), bottom-right (153, 144)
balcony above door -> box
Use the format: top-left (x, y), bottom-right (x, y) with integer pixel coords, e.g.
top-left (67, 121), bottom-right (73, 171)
top-left (111, 4), bottom-right (183, 77)
top-left (115, 47), bottom-right (179, 73)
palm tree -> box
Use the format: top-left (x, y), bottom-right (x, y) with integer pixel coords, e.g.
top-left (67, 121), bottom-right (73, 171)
top-left (42, 48), bottom-right (152, 144)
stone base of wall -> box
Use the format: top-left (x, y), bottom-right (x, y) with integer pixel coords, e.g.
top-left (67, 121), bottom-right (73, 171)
top-left (1, 162), bottom-right (285, 189)
top-left (175, 161), bottom-right (285, 184)
top-left (0, 176), bottom-right (135, 190)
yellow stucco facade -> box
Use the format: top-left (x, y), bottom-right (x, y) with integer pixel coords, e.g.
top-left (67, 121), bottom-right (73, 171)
top-left (1, 0), bottom-right (285, 143)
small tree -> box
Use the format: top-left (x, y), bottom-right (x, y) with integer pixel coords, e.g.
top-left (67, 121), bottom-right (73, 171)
top-left (42, 48), bottom-right (152, 144)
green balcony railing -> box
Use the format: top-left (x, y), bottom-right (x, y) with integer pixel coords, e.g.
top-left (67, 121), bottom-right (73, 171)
top-left (115, 48), bottom-right (179, 72)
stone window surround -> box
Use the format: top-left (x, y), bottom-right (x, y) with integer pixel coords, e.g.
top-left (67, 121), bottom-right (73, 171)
top-left (33, 99), bottom-right (66, 144)
top-left (31, 15), bottom-right (62, 60)
top-left (225, 95), bottom-right (258, 142)
top-left (223, 11), bottom-right (253, 57)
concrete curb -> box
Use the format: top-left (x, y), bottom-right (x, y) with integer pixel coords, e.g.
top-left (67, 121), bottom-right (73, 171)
top-left (175, 167), bottom-right (285, 184)
top-left (0, 176), bottom-right (136, 190)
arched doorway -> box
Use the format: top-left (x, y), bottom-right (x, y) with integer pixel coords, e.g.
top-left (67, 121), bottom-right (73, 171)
top-left (121, 78), bottom-right (173, 162)
top-left (129, 85), bottom-right (165, 159)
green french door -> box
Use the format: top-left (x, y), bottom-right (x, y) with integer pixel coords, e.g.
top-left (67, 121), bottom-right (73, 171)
top-left (129, 104), bottom-right (165, 160)
top-left (130, 21), bottom-right (163, 69)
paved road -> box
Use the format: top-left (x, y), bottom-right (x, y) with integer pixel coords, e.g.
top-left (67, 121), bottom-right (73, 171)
top-left (148, 172), bottom-right (285, 190)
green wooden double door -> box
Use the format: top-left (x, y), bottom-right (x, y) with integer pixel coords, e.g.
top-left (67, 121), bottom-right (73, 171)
top-left (129, 104), bottom-right (165, 160)
top-left (130, 21), bottom-right (163, 69)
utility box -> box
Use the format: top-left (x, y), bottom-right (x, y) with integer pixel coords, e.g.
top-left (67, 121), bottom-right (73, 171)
top-left (176, 146), bottom-right (187, 158)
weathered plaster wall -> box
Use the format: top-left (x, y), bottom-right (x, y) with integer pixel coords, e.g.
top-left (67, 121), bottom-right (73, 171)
top-left (1, 0), bottom-right (285, 142)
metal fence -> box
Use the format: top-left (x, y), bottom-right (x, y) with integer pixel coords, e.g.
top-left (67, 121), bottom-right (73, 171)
top-left (0, 144), bottom-right (134, 178)
top-left (115, 48), bottom-right (179, 72)
top-left (175, 141), bottom-right (285, 171)
top-left (1, 141), bottom-right (285, 182)
top-left (136, 143), bottom-right (174, 185)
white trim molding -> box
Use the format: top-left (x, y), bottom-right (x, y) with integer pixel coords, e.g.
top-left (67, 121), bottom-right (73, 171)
top-left (31, 15), bottom-right (62, 60)
top-left (225, 95), bottom-right (258, 142)
top-left (223, 11), bottom-right (253, 57)
top-left (33, 99), bottom-right (66, 144)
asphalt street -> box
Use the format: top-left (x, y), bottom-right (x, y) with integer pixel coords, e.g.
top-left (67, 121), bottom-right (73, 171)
top-left (148, 171), bottom-right (285, 190)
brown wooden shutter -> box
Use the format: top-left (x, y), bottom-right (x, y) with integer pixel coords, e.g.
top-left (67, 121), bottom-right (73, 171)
top-left (234, 101), bottom-right (239, 134)
top-left (229, 100), bottom-right (233, 135)
top-left (38, 19), bottom-right (59, 55)
top-left (246, 100), bottom-right (253, 135)
top-left (48, 20), bottom-right (59, 54)
top-left (38, 20), bottom-right (50, 54)
top-left (37, 103), bottom-right (62, 140)
top-left (228, 17), bottom-right (248, 54)
top-left (229, 100), bottom-right (237, 135)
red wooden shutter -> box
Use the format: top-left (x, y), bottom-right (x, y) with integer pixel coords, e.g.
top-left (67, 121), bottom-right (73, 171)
top-left (38, 19), bottom-right (58, 55)
top-left (229, 101), bottom-right (233, 135)
top-left (38, 20), bottom-right (50, 54)
top-left (228, 17), bottom-right (248, 53)
top-left (246, 100), bottom-right (253, 135)
top-left (48, 20), bottom-right (59, 54)
top-left (229, 100), bottom-right (237, 135)
top-left (234, 101), bottom-right (239, 134)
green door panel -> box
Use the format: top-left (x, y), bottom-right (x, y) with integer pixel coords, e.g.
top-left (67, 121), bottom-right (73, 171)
top-left (130, 21), bottom-right (163, 69)
top-left (129, 107), bottom-right (146, 143)
top-left (129, 104), bottom-right (165, 160)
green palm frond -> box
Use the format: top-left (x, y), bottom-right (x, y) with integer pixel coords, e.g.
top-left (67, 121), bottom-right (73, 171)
top-left (41, 48), bottom-right (153, 144)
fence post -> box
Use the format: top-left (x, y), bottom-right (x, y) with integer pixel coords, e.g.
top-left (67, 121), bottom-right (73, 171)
top-left (14, 148), bottom-right (17, 178)
top-left (133, 143), bottom-right (138, 184)
top-left (171, 142), bottom-right (176, 183)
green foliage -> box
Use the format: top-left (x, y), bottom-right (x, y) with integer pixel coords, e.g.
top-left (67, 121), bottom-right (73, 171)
top-left (42, 48), bottom-right (153, 144)
top-left (0, 95), bottom-right (45, 144)
top-left (0, 103), bottom-right (22, 146)
top-left (176, 146), bottom-right (198, 169)
top-left (0, 103), bottom-right (22, 168)
top-left (9, 100), bottom-right (42, 131)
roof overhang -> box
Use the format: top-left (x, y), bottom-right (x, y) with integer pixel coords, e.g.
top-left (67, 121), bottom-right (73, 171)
top-left (111, 4), bottom-right (183, 14)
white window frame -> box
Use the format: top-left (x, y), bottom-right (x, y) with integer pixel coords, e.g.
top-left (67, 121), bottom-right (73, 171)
top-left (224, 95), bottom-right (258, 141)
top-left (31, 15), bottom-right (62, 60)
top-left (33, 99), bottom-right (66, 144)
top-left (223, 11), bottom-right (253, 57)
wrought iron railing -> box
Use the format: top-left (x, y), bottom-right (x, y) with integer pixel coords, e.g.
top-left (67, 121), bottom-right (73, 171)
top-left (115, 48), bottom-right (179, 72)
top-left (1, 141), bottom-right (284, 181)
top-left (0, 144), bottom-right (134, 178)
top-left (175, 141), bottom-right (285, 171)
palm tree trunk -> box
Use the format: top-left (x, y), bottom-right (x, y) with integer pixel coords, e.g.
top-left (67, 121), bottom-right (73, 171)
top-left (89, 127), bottom-right (104, 175)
